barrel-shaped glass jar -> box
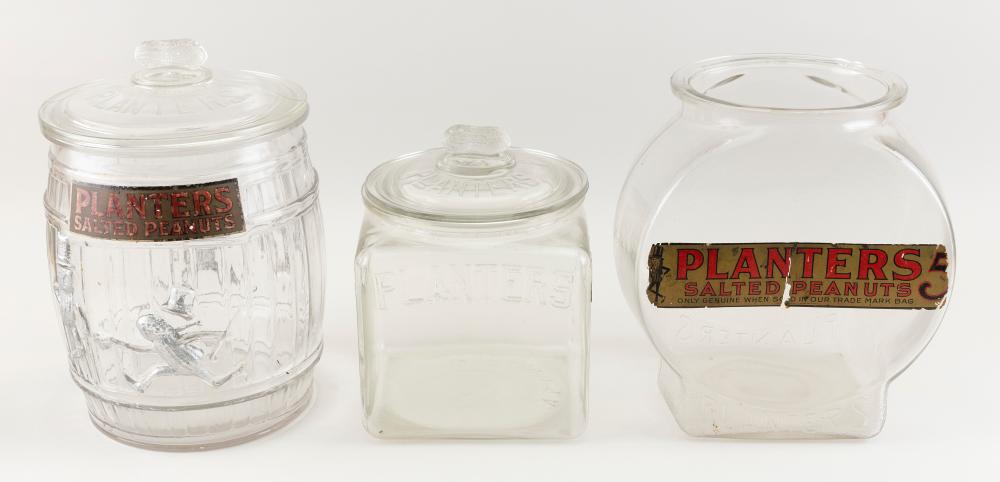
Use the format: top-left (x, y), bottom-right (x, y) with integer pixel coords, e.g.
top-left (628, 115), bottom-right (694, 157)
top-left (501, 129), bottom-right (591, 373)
top-left (40, 39), bottom-right (325, 449)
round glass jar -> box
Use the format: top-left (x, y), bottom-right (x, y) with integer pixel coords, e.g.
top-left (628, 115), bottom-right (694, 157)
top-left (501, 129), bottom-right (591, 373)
top-left (355, 125), bottom-right (590, 438)
top-left (40, 39), bottom-right (325, 449)
top-left (614, 55), bottom-right (955, 438)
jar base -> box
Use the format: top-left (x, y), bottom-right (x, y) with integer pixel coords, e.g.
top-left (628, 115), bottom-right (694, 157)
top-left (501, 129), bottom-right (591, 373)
top-left (363, 345), bottom-right (586, 439)
top-left (657, 358), bottom-right (886, 439)
top-left (82, 369), bottom-right (315, 451)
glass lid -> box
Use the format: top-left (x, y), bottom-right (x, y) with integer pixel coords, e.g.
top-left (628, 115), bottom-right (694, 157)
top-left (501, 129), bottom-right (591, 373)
top-left (363, 125), bottom-right (589, 223)
top-left (39, 39), bottom-right (308, 151)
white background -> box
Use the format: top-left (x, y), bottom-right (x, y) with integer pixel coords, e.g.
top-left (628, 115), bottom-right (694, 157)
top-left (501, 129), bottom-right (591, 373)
top-left (1, 1), bottom-right (998, 480)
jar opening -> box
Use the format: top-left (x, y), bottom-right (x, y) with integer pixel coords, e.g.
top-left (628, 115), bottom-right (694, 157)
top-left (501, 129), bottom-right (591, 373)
top-left (672, 54), bottom-right (907, 113)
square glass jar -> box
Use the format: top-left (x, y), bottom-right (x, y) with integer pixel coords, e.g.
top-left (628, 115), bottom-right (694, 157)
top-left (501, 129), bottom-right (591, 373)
top-left (355, 125), bottom-right (590, 438)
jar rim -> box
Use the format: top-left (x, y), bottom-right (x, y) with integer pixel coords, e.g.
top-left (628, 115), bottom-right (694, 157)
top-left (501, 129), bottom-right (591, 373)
top-left (671, 54), bottom-right (908, 114)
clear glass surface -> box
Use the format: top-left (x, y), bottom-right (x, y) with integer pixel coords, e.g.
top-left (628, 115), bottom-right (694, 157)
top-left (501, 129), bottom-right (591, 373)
top-left (41, 40), bottom-right (324, 450)
top-left (614, 55), bottom-right (955, 439)
top-left (356, 126), bottom-right (590, 438)
top-left (39, 39), bottom-right (308, 151)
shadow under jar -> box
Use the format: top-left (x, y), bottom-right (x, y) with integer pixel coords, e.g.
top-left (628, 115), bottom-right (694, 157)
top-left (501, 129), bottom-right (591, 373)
top-left (355, 125), bottom-right (590, 439)
top-left (40, 39), bottom-right (325, 450)
top-left (614, 54), bottom-right (955, 439)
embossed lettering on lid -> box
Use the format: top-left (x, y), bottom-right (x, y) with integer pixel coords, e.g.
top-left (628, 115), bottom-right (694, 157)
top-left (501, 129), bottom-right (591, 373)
top-left (363, 124), bottom-right (588, 223)
top-left (39, 39), bottom-right (308, 151)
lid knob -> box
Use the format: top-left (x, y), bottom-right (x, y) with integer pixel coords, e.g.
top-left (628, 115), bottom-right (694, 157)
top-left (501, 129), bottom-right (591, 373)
top-left (132, 39), bottom-right (211, 87)
top-left (439, 124), bottom-right (515, 176)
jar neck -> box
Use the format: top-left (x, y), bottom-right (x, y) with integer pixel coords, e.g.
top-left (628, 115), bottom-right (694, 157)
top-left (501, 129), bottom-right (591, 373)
top-left (362, 199), bottom-right (587, 240)
top-left (671, 54), bottom-right (906, 129)
top-left (49, 126), bottom-right (309, 185)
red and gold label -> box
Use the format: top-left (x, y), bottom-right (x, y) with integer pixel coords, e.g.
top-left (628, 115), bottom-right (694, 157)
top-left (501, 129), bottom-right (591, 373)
top-left (69, 179), bottom-right (245, 242)
top-left (647, 243), bottom-right (948, 309)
